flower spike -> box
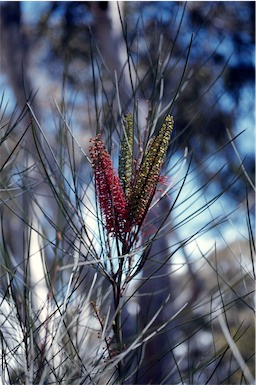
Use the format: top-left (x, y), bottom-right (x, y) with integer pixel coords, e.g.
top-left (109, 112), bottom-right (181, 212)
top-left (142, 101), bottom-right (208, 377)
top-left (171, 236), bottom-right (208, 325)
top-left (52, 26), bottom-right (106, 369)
top-left (89, 135), bottom-right (131, 238)
top-left (118, 113), bottom-right (134, 198)
top-left (128, 115), bottom-right (174, 226)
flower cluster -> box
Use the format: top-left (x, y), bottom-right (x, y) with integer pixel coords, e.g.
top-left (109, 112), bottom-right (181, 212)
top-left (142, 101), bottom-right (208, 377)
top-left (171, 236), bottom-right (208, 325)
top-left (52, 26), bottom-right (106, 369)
top-left (89, 115), bottom-right (174, 240)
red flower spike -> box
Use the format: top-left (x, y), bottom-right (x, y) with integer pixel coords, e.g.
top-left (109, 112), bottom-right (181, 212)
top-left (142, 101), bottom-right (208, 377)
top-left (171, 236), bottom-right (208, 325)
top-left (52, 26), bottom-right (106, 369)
top-left (89, 135), bottom-right (131, 238)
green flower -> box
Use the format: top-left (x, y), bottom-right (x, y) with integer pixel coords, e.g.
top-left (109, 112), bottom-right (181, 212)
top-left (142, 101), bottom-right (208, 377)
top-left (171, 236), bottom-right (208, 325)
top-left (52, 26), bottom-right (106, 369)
top-left (128, 115), bottom-right (174, 226)
top-left (118, 113), bottom-right (134, 198)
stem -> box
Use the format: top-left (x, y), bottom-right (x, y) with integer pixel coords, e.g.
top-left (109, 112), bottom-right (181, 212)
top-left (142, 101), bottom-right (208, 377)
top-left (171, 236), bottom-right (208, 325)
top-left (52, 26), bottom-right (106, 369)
top-left (113, 281), bottom-right (124, 384)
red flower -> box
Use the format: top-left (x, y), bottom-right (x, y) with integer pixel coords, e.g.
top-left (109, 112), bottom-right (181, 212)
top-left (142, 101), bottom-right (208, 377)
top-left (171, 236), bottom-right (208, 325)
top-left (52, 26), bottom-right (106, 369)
top-left (89, 135), bottom-right (131, 238)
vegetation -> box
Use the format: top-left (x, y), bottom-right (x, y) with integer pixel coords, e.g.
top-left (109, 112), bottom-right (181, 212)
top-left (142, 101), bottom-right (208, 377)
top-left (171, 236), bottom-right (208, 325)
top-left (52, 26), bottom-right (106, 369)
top-left (0, 2), bottom-right (254, 384)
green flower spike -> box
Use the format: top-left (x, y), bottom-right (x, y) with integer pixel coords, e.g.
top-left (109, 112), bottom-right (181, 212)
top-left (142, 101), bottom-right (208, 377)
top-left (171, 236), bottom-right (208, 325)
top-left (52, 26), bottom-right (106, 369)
top-left (129, 115), bottom-right (174, 226)
top-left (118, 113), bottom-right (134, 198)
